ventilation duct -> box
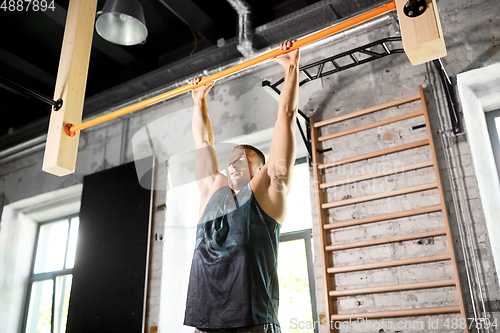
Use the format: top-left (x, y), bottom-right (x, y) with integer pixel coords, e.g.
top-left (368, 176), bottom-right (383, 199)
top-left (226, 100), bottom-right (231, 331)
top-left (226, 0), bottom-right (254, 57)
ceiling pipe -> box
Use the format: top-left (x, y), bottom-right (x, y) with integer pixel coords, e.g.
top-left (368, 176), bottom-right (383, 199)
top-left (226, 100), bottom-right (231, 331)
top-left (0, 142), bottom-right (46, 165)
top-left (226, 0), bottom-right (254, 57)
top-left (0, 134), bottom-right (46, 160)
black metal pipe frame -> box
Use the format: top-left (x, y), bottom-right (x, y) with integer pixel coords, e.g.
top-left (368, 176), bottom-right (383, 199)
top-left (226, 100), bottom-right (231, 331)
top-left (432, 59), bottom-right (462, 134)
top-left (0, 76), bottom-right (63, 111)
top-left (297, 37), bottom-right (404, 86)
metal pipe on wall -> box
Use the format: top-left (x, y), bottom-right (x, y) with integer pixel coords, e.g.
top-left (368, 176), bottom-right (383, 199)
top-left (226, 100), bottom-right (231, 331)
top-left (426, 63), bottom-right (488, 327)
top-left (0, 135), bottom-right (46, 160)
top-left (0, 142), bottom-right (46, 165)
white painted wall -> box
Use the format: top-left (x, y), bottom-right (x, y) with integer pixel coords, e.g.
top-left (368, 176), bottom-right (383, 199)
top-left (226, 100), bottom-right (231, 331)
top-left (457, 62), bottom-right (500, 282)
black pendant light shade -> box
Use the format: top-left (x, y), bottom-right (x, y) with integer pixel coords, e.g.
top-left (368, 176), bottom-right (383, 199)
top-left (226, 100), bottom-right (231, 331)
top-left (96, 0), bottom-right (148, 46)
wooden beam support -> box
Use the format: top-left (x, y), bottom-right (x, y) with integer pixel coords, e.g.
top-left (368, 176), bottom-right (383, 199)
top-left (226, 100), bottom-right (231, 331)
top-left (395, 0), bottom-right (447, 65)
top-left (329, 279), bottom-right (456, 297)
top-left (327, 253), bottom-right (451, 274)
top-left (324, 204), bottom-right (442, 230)
top-left (314, 94), bottom-right (420, 128)
top-left (320, 160), bottom-right (434, 189)
top-left (318, 110), bottom-right (424, 142)
top-left (322, 182), bottom-right (438, 209)
top-left (318, 139), bottom-right (429, 169)
top-left (325, 228), bottom-right (446, 251)
top-left (331, 306), bottom-right (461, 321)
top-left (42, 0), bottom-right (97, 176)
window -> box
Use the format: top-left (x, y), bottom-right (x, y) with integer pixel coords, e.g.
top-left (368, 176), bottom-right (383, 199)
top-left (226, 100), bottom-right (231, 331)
top-left (277, 160), bottom-right (318, 333)
top-left (23, 215), bottom-right (80, 333)
top-left (280, 158), bottom-right (314, 234)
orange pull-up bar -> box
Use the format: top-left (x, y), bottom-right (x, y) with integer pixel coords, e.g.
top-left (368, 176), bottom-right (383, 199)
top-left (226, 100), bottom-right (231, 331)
top-left (68, 1), bottom-right (396, 135)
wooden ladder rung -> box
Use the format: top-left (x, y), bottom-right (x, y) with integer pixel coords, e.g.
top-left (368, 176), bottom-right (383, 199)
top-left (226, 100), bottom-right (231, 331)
top-left (314, 94), bottom-right (421, 128)
top-left (318, 110), bottom-right (424, 142)
top-left (325, 228), bottom-right (446, 251)
top-left (321, 160), bottom-right (433, 189)
top-left (329, 279), bottom-right (456, 297)
top-left (322, 182), bottom-right (438, 209)
top-left (318, 139), bottom-right (429, 169)
top-left (330, 306), bottom-right (461, 321)
top-left (327, 253), bottom-right (451, 274)
top-left (324, 205), bottom-right (443, 230)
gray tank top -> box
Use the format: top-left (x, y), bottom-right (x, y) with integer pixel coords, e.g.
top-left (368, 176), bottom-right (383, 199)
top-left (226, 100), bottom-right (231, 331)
top-left (184, 182), bottom-right (281, 329)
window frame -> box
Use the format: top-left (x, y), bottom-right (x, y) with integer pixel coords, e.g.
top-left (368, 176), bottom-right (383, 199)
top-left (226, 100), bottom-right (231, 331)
top-left (21, 213), bottom-right (79, 333)
top-left (277, 156), bottom-right (319, 333)
top-left (486, 108), bottom-right (500, 182)
top-left (279, 228), bottom-right (319, 333)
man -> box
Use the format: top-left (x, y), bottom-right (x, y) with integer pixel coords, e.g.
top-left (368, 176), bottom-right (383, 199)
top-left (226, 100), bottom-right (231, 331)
top-left (184, 39), bottom-right (300, 333)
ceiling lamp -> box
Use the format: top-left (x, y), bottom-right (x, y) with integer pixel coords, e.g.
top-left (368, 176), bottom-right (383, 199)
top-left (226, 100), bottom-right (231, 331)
top-left (95, 0), bottom-right (148, 46)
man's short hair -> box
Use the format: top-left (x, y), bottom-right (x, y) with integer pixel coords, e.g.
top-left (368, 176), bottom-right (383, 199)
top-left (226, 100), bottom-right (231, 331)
top-left (233, 144), bottom-right (265, 167)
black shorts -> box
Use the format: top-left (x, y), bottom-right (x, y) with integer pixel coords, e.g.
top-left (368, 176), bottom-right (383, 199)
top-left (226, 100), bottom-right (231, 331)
top-left (194, 323), bottom-right (281, 333)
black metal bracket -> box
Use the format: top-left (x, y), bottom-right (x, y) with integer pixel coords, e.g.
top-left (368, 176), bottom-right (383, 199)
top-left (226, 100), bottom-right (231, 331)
top-left (432, 59), bottom-right (462, 134)
top-left (0, 75), bottom-right (63, 111)
top-left (262, 37), bottom-right (404, 167)
top-left (403, 0), bottom-right (427, 18)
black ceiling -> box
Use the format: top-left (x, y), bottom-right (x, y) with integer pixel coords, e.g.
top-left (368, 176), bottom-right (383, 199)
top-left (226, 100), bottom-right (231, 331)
top-left (0, 0), bottom-right (389, 151)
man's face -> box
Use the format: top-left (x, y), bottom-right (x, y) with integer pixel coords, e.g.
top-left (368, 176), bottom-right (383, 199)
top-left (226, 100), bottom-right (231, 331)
top-left (227, 148), bottom-right (261, 190)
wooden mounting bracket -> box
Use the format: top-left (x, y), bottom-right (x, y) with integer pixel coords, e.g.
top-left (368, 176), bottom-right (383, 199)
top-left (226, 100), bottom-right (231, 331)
top-left (395, 0), bottom-right (447, 65)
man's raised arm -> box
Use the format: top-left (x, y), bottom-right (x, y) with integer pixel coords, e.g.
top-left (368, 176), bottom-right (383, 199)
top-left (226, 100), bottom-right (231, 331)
top-left (266, 40), bottom-right (300, 196)
top-left (190, 77), bottom-right (221, 195)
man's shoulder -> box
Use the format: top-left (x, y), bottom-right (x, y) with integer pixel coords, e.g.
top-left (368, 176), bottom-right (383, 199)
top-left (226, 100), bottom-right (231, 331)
top-left (250, 165), bottom-right (271, 192)
top-left (250, 166), bottom-right (286, 224)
